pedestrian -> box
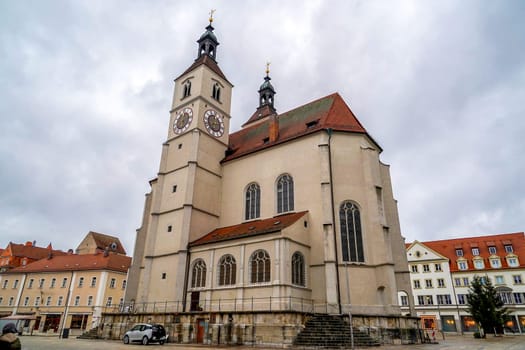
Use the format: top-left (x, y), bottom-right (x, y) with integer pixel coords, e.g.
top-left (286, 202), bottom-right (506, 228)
top-left (0, 323), bottom-right (21, 350)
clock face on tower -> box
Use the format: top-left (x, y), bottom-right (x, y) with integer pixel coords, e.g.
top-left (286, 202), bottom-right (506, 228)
top-left (203, 109), bottom-right (225, 137)
top-left (173, 107), bottom-right (193, 134)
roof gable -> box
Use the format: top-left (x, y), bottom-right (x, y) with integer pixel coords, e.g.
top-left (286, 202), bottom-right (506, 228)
top-left (225, 93), bottom-right (378, 162)
top-left (176, 54), bottom-right (231, 85)
top-left (406, 241), bottom-right (449, 261)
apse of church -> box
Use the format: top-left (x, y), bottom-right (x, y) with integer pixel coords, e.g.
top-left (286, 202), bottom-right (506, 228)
top-left (119, 14), bottom-right (415, 346)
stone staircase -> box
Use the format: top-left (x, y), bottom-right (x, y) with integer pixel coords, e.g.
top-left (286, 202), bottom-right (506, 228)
top-left (77, 328), bottom-right (100, 339)
top-left (293, 315), bottom-right (380, 349)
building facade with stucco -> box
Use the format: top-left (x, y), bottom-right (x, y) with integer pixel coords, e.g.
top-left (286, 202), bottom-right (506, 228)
top-left (119, 17), bottom-right (414, 345)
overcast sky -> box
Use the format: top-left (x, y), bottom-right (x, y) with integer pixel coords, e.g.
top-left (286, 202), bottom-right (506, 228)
top-left (1, 0), bottom-right (524, 254)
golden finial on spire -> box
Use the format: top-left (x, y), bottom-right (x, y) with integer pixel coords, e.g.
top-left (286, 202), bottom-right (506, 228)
top-left (209, 9), bottom-right (216, 24)
top-left (266, 61), bottom-right (271, 76)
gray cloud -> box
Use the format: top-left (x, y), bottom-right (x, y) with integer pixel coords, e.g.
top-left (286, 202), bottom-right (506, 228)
top-left (0, 0), bottom-right (524, 253)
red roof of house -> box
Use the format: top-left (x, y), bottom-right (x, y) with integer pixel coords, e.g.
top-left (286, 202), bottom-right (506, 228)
top-left (83, 231), bottom-right (127, 255)
top-left (410, 232), bottom-right (525, 272)
top-left (224, 93), bottom-right (378, 162)
top-left (1, 242), bottom-right (66, 260)
top-left (190, 211), bottom-right (308, 247)
top-left (6, 252), bottom-right (131, 274)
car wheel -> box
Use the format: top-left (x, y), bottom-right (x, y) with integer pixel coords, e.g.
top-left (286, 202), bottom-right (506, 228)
top-left (123, 335), bottom-right (129, 344)
top-left (159, 340), bottom-right (165, 345)
top-left (142, 336), bottom-right (149, 345)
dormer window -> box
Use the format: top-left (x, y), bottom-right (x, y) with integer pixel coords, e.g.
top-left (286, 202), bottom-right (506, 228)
top-left (306, 120), bottom-right (319, 129)
top-left (490, 257), bottom-right (501, 268)
top-left (504, 245), bottom-right (514, 253)
top-left (473, 257), bottom-right (485, 269)
top-left (182, 80), bottom-right (192, 98)
top-left (212, 82), bottom-right (221, 101)
top-left (457, 259), bottom-right (468, 270)
top-left (488, 246), bottom-right (497, 254)
top-left (456, 249), bottom-right (464, 257)
top-left (506, 255), bottom-right (519, 267)
top-left (472, 248), bottom-right (480, 256)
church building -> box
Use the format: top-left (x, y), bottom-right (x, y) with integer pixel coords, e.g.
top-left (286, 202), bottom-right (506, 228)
top-left (120, 16), bottom-right (415, 345)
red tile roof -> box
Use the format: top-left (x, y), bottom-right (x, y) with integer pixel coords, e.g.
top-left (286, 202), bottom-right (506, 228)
top-left (177, 55), bottom-right (231, 85)
top-left (190, 211), bottom-right (308, 247)
top-left (84, 231), bottom-right (127, 255)
top-left (1, 242), bottom-right (66, 261)
top-left (410, 232), bottom-right (525, 272)
top-left (6, 252), bottom-right (131, 274)
top-left (224, 93), bottom-right (379, 162)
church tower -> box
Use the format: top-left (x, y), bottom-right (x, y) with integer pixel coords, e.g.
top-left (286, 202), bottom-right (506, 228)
top-left (130, 14), bottom-right (233, 305)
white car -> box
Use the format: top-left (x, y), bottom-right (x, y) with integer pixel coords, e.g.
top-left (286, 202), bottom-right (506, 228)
top-left (122, 323), bottom-right (168, 345)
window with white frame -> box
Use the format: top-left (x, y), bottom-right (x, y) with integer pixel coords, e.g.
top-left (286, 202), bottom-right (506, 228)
top-left (106, 297), bottom-right (113, 307)
top-left (513, 275), bottom-right (522, 284)
top-left (122, 279), bottom-right (127, 290)
top-left (2, 280), bottom-right (8, 289)
top-left (463, 277), bottom-right (470, 286)
top-left (495, 275), bottom-right (504, 284)
top-left (411, 265), bottom-right (418, 273)
top-left (87, 296), bottom-right (93, 306)
top-left (423, 264), bottom-right (430, 272)
top-left (490, 258), bottom-right (501, 268)
top-left (34, 296), bottom-right (40, 306)
top-left (471, 248), bottom-right (480, 256)
top-left (437, 294), bottom-right (452, 305)
top-left (425, 279), bottom-right (433, 288)
top-left (454, 278), bottom-right (461, 287)
top-left (507, 256), bottom-right (519, 267)
top-left (457, 294), bottom-right (466, 304)
top-left (78, 277), bottom-right (84, 287)
top-left (28, 279), bottom-right (34, 288)
top-left (39, 278), bottom-right (45, 288)
top-left (456, 249), bottom-right (464, 257)
top-left (110, 278), bottom-right (116, 288)
top-left (458, 260), bottom-right (468, 270)
top-left (50, 278), bottom-right (56, 288)
top-left (74, 296), bottom-right (80, 306)
top-left (488, 246), bottom-right (497, 254)
top-left (13, 280), bottom-right (18, 289)
top-left (505, 245), bottom-right (514, 253)
top-left (473, 258), bottom-right (484, 269)
top-left (413, 280), bottom-right (421, 289)
top-left (57, 296), bottom-right (63, 306)
top-left (61, 278), bottom-right (67, 288)
top-left (435, 263), bottom-right (442, 272)
top-left (8, 297), bottom-right (14, 306)
top-left (91, 277), bottom-right (97, 287)
top-left (513, 293), bottom-right (524, 304)
top-left (46, 296), bottom-right (52, 306)
top-left (23, 297), bottom-right (29, 306)
top-left (437, 278), bottom-right (445, 288)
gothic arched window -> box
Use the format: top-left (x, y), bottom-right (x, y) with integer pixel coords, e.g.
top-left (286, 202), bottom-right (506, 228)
top-left (277, 174), bottom-right (294, 214)
top-left (212, 82), bottom-right (221, 101)
top-left (217, 254), bottom-right (236, 286)
top-left (340, 201), bottom-right (364, 262)
top-left (183, 80), bottom-right (191, 98)
top-left (245, 183), bottom-right (261, 220)
top-left (250, 250), bottom-right (270, 283)
top-left (191, 259), bottom-right (206, 288)
top-left (291, 252), bottom-right (305, 286)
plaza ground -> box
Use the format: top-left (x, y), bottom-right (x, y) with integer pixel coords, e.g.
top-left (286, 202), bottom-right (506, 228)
top-left (16, 333), bottom-right (525, 350)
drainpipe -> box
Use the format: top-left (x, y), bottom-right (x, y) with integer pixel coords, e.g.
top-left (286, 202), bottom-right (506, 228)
top-left (182, 248), bottom-right (191, 312)
top-left (59, 271), bottom-right (74, 339)
top-left (326, 128), bottom-right (342, 314)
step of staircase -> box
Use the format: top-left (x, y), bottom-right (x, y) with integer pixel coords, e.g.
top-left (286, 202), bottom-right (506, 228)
top-left (77, 328), bottom-right (100, 339)
top-left (293, 315), bottom-right (380, 348)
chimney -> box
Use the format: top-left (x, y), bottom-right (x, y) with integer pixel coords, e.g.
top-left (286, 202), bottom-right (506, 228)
top-left (269, 114), bottom-right (279, 142)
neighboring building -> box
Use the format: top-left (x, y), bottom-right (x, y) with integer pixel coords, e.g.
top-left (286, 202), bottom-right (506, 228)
top-left (76, 231), bottom-right (126, 256)
top-left (404, 232), bottom-right (525, 334)
top-left (0, 241), bottom-right (66, 272)
top-left (120, 17), bottom-right (413, 345)
top-left (0, 233), bottom-right (131, 336)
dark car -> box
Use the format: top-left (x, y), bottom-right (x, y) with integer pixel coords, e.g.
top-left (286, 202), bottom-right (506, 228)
top-left (123, 323), bottom-right (167, 345)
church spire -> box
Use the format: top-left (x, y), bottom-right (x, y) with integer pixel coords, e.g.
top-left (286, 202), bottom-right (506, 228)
top-left (258, 62), bottom-right (276, 111)
top-left (197, 10), bottom-right (219, 61)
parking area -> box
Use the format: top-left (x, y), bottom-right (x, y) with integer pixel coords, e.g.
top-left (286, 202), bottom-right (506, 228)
top-left (17, 334), bottom-right (525, 350)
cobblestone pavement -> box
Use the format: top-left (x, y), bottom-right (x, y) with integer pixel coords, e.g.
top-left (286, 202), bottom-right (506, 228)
top-left (17, 334), bottom-right (525, 350)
